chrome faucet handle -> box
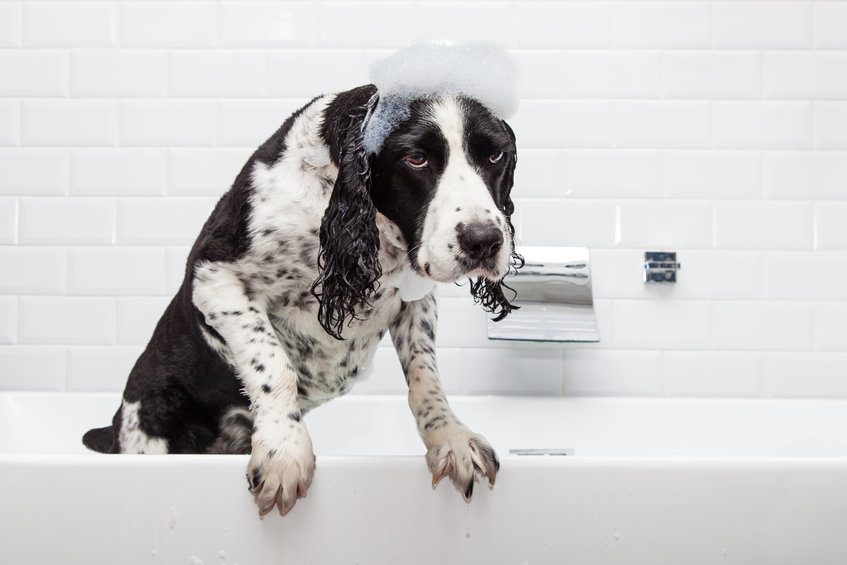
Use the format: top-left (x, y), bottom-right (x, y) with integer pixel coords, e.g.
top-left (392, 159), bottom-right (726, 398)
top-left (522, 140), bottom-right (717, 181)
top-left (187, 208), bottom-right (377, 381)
top-left (643, 251), bottom-right (681, 283)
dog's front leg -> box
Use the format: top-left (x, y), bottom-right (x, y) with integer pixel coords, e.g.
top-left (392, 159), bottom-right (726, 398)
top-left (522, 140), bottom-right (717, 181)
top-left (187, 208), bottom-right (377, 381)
top-left (193, 264), bottom-right (315, 517)
top-left (390, 293), bottom-right (499, 500)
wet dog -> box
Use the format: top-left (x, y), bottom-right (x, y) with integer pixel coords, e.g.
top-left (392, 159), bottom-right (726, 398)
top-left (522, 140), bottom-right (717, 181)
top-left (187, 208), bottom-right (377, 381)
top-left (83, 83), bottom-right (520, 517)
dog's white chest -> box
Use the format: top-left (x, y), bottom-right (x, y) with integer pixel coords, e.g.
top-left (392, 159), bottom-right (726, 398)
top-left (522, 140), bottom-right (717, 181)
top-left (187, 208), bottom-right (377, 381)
top-left (393, 269), bottom-right (435, 302)
top-left (266, 288), bottom-right (400, 412)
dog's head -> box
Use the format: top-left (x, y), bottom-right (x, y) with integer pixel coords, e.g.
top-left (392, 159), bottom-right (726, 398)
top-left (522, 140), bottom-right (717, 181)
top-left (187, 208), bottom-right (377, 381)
top-left (370, 95), bottom-right (518, 282)
top-left (314, 85), bottom-right (521, 339)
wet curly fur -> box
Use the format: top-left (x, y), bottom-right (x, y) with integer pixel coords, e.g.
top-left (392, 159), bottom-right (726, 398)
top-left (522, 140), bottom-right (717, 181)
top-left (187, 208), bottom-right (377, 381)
top-left (83, 83), bottom-right (520, 517)
top-left (312, 93), bottom-right (383, 340)
top-left (470, 251), bottom-right (523, 322)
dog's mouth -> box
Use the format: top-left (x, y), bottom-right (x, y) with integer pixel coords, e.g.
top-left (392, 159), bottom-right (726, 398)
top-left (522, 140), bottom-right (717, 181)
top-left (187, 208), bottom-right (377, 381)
top-left (413, 246), bottom-right (511, 285)
top-left (408, 211), bottom-right (514, 285)
top-left (457, 256), bottom-right (509, 282)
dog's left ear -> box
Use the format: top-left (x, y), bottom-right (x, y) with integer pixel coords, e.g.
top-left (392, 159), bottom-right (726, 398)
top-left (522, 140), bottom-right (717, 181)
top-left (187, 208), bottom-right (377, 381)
top-left (312, 86), bottom-right (381, 340)
top-left (469, 118), bottom-right (523, 322)
top-left (500, 120), bottom-right (518, 217)
top-left (497, 120), bottom-right (519, 266)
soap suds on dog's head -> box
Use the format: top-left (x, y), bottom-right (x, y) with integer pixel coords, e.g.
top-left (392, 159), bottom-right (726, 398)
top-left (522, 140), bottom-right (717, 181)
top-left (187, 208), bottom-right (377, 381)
top-left (363, 42), bottom-right (520, 154)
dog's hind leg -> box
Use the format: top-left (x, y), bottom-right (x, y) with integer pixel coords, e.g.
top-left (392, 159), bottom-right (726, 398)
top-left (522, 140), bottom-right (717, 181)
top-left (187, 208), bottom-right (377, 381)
top-left (208, 406), bottom-right (253, 454)
top-left (117, 399), bottom-right (169, 454)
top-left (83, 397), bottom-right (170, 454)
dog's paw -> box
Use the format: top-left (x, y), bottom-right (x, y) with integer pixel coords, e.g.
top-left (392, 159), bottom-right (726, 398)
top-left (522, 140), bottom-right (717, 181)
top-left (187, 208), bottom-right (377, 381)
top-left (425, 425), bottom-right (499, 501)
top-left (246, 426), bottom-right (316, 517)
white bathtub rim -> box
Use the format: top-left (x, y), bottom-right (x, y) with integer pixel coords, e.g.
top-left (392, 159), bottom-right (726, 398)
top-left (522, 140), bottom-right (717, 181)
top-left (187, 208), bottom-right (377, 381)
top-left (3, 453), bottom-right (847, 470)
top-left (5, 392), bottom-right (847, 458)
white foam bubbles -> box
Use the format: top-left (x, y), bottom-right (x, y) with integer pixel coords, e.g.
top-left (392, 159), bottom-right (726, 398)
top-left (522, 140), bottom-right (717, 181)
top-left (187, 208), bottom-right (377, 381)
top-left (362, 42), bottom-right (520, 154)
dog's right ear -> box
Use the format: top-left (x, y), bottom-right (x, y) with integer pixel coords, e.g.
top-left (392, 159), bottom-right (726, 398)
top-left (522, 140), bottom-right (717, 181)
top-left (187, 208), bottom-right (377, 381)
top-left (312, 85), bottom-right (381, 340)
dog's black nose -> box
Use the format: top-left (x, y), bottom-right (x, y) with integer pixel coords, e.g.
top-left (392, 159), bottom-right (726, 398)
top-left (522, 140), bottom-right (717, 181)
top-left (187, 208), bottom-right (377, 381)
top-left (457, 223), bottom-right (503, 261)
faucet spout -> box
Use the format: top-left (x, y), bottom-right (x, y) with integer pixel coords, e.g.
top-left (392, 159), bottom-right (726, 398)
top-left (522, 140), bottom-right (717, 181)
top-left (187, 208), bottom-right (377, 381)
top-left (486, 246), bottom-right (600, 343)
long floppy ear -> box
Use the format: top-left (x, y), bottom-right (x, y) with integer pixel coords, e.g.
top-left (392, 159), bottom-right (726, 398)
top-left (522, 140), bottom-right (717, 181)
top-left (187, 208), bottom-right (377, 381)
top-left (501, 120), bottom-right (522, 272)
top-left (499, 119), bottom-right (518, 216)
top-left (312, 86), bottom-right (381, 340)
top-left (470, 119), bottom-right (524, 322)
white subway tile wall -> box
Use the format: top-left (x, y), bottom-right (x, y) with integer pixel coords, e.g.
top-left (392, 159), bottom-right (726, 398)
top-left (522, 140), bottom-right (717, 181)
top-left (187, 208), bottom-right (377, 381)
top-left (0, 1), bottom-right (845, 398)
top-left (0, 4), bottom-right (22, 49)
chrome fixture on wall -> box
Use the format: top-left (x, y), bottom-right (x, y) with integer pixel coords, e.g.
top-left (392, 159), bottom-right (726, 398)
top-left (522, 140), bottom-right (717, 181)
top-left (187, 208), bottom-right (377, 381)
top-left (486, 246), bottom-right (600, 343)
top-left (643, 251), bottom-right (680, 283)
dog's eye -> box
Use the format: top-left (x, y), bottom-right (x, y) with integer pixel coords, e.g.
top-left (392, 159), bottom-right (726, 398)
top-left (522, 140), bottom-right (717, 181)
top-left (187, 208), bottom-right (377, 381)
top-left (489, 151), bottom-right (505, 164)
top-left (404, 153), bottom-right (428, 169)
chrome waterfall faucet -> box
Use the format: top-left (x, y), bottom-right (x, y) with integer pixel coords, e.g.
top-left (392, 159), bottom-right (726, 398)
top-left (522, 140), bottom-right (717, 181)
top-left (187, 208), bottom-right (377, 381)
top-left (486, 246), bottom-right (600, 343)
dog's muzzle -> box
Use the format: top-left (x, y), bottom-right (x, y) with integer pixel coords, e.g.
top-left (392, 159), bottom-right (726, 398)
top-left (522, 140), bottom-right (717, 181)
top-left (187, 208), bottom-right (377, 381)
top-left (457, 222), bottom-right (503, 262)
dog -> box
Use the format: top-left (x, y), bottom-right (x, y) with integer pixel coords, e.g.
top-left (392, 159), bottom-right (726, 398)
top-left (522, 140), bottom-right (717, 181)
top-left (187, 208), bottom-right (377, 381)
top-left (83, 81), bottom-right (521, 517)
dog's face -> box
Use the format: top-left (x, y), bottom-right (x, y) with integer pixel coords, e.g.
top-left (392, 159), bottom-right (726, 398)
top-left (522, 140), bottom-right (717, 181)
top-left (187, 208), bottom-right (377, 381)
top-left (315, 86), bottom-right (519, 338)
top-left (370, 96), bottom-right (517, 284)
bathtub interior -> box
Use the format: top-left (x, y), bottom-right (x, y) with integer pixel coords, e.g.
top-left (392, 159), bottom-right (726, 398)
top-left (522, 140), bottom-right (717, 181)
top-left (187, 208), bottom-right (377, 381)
top-left (3, 392), bottom-right (847, 565)
top-left (3, 392), bottom-right (847, 458)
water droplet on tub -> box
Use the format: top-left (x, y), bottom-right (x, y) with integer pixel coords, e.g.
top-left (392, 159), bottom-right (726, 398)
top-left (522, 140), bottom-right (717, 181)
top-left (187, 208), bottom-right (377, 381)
top-left (168, 507), bottom-right (179, 529)
top-left (188, 557), bottom-right (203, 565)
top-left (218, 550), bottom-right (227, 561)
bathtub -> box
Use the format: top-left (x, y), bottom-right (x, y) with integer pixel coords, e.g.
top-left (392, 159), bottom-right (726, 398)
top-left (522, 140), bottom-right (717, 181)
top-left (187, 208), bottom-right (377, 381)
top-left (1, 393), bottom-right (846, 565)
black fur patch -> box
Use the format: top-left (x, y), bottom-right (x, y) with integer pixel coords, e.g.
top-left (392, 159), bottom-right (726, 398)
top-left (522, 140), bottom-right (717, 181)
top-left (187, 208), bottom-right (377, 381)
top-left (312, 85), bottom-right (383, 340)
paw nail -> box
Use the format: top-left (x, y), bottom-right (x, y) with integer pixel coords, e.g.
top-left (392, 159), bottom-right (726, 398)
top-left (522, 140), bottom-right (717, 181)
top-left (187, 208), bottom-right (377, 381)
top-left (431, 468), bottom-right (446, 488)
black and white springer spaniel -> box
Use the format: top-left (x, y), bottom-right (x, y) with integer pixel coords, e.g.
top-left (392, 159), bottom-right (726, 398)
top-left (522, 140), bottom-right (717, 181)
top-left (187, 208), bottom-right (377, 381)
top-left (83, 83), bottom-right (521, 517)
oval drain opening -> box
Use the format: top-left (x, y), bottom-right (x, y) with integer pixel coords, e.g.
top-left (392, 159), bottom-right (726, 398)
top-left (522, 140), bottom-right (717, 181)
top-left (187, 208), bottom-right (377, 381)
top-left (509, 448), bottom-right (574, 456)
